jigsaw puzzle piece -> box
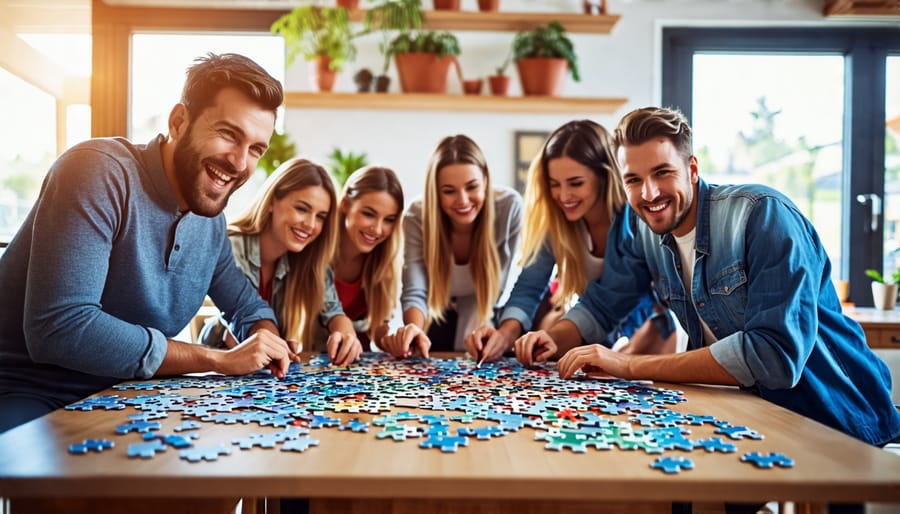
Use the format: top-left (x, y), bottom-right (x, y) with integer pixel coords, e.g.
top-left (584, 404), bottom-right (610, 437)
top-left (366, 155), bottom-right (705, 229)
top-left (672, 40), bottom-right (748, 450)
top-left (68, 438), bottom-right (115, 454)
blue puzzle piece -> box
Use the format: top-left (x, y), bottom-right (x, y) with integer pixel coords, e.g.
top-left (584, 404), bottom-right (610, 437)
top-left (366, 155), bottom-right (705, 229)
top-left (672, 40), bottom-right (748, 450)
top-left (232, 432), bottom-right (284, 450)
top-left (419, 434), bottom-right (468, 453)
top-left (68, 438), bottom-right (115, 454)
top-left (456, 425), bottom-right (506, 440)
top-left (715, 424), bottom-right (764, 441)
top-left (115, 420), bottom-right (161, 435)
top-left (127, 439), bottom-right (167, 459)
top-left (694, 437), bottom-right (737, 453)
top-left (339, 418), bottom-right (370, 433)
top-left (308, 414), bottom-right (341, 429)
top-left (650, 456), bottom-right (694, 474)
top-left (173, 420), bottom-right (202, 432)
top-left (740, 452), bottom-right (794, 469)
top-left (281, 436), bottom-right (320, 452)
top-left (180, 444), bottom-right (232, 462)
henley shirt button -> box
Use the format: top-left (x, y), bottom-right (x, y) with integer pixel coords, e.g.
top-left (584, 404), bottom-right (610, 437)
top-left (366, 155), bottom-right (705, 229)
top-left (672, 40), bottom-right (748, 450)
top-left (174, 244), bottom-right (180, 251)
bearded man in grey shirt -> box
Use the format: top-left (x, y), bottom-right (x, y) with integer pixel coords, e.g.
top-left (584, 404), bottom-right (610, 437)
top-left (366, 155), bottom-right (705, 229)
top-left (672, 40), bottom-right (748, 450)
top-left (0, 53), bottom-right (298, 433)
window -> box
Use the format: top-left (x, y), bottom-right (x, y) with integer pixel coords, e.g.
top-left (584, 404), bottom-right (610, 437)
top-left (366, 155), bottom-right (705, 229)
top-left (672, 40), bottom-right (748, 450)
top-left (663, 27), bottom-right (900, 306)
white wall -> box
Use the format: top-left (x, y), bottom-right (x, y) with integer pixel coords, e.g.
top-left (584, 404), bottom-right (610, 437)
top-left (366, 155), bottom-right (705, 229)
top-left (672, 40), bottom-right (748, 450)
top-left (279, 0), bottom-right (890, 201)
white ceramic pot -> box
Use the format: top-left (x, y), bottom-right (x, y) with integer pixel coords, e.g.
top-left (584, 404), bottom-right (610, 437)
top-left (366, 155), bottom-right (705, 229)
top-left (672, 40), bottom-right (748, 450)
top-left (871, 281), bottom-right (899, 310)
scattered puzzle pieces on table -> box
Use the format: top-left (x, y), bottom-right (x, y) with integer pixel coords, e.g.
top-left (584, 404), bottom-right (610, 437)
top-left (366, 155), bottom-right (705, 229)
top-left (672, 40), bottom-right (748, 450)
top-left (68, 438), bottom-right (115, 454)
top-left (61, 354), bottom-right (785, 475)
top-left (740, 452), bottom-right (794, 469)
top-left (650, 456), bottom-right (694, 474)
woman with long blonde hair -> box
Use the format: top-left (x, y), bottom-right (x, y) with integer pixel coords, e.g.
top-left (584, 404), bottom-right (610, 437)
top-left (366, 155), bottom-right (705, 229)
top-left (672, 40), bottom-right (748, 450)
top-left (329, 166), bottom-right (404, 351)
top-left (465, 120), bottom-right (676, 363)
top-left (381, 135), bottom-right (523, 357)
top-left (219, 157), bottom-right (363, 365)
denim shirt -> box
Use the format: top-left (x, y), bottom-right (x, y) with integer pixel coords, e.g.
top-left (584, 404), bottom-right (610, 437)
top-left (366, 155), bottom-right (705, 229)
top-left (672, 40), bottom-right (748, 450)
top-left (566, 178), bottom-right (900, 446)
top-left (499, 229), bottom-right (658, 345)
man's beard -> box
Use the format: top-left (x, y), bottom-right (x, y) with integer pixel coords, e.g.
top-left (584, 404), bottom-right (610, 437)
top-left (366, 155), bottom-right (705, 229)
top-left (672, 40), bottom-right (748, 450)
top-left (172, 132), bottom-right (239, 217)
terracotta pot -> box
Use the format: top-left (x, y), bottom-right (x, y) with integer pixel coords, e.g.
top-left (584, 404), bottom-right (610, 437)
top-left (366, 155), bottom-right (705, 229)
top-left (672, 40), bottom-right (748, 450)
top-left (336, 0), bottom-right (360, 9)
top-left (433, 0), bottom-right (460, 9)
top-left (516, 57), bottom-right (567, 96)
top-left (309, 56), bottom-right (337, 93)
top-left (582, 0), bottom-right (606, 15)
top-left (477, 0), bottom-right (500, 11)
top-left (487, 75), bottom-right (509, 96)
top-left (395, 53), bottom-right (456, 93)
top-left (462, 78), bottom-right (483, 95)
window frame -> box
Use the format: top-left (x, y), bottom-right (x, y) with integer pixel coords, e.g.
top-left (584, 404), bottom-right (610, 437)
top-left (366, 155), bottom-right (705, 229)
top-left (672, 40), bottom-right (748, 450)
top-left (661, 26), bottom-right (900, 305)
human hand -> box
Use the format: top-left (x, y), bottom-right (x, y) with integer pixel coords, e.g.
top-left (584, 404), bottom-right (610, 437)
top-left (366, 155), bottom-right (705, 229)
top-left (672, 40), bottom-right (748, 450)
top-left (465, 325), bottom-right (514, 365)
top-left (380, 324), bottom-right (431, 359)
top-left (217, 329), bottom-right (292, 379)
top-left (326, 331), bottom-right (362, 367)
top-left (557, 344), bottom-right (624, 379)
top-left (513, 330), bottom-right (557, 367)
top-left (286, 339), bottom-right (303, 362)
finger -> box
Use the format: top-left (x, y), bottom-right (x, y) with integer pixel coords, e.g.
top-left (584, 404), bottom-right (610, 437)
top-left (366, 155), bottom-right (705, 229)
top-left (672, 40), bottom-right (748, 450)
top-left (533, 341), bottom-right (554, 363)
top-left (415, 334), bottom-right (430, 359)
top-left (326, 333), bottom-right (340, 362)
top-left (334, 336), bottom-right (355, 366)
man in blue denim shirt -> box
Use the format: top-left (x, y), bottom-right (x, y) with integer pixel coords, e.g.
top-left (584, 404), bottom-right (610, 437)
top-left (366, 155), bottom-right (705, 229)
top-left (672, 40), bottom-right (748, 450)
top-left (0, 54), bottom-right (297, 433)
top-left (516, 107), bottom-right (899, 449)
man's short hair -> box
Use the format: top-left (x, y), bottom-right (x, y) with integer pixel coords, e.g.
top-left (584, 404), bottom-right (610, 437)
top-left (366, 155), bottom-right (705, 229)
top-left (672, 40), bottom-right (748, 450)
top-left (614, 107), bottom-right (693, 163)
top-left (181, 52), bottom-right (283, 120)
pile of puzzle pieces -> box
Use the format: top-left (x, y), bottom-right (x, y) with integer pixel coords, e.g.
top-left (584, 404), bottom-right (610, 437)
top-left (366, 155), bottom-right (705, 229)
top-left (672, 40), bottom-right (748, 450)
top-left (64, 354), bottom-right (793, 473)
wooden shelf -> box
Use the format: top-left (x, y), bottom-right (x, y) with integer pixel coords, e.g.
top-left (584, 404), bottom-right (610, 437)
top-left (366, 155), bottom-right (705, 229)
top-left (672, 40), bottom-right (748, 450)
top-left (347, 10), bottom-right (621, 34)
top-left (284, 92), bottom-right (628, 114)
top-left (824, 0), bottom-right (900, 16)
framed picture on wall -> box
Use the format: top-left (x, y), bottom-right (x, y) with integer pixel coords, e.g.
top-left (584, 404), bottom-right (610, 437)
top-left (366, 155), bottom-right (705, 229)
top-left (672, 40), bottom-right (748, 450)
top-left (514, 131), bottom-right (548, 194)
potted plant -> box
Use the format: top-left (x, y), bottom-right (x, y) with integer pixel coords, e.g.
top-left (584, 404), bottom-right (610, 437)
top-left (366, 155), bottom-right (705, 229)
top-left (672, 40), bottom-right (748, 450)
top-left (363, 0), bottom-right (425, 93)
top-left (327, 147), bottom-right (369, 187)
top-left (386, 30), bottom-right (462, 93)
top-left (257, 131), bottom-right (297, 177)
top-left (865, 269), bottom-right (900, 310)
top-left (487, 51), bottom-right (511, 96)
top-left (511, 21), bottom-right (579, 96)
top-left (271, 5), bottom-right (356, 92)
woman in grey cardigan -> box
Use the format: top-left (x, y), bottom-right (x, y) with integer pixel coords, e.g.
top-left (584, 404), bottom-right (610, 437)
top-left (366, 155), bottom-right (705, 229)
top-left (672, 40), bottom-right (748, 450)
top-left (382, 135), bottom-right (523, 356)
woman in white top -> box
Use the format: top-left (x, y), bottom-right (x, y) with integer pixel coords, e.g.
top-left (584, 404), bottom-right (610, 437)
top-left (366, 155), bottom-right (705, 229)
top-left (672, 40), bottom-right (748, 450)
top-left (382, 135), bottom-right (523, 356)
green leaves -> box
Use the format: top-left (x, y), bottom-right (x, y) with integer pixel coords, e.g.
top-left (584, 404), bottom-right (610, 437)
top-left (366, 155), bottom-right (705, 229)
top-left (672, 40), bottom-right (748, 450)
top-left (387, 31), bottom-right (460, 58)
top-left (865, 268), bottom-right (900, 285)
top-left (271, 6), bottom-right (356, 71)
top-left (327, 147), bottom-right (369, 187)
top-left (511, 21), bottom-right (580, 82)
top-left (258, 131), bottom-right (297, 177)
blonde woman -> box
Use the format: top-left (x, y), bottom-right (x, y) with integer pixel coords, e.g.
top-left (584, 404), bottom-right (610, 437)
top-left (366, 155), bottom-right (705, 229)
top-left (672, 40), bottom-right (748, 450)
top-left (382, 135), bottom-right (523, 357)
top-left (465, 120), bottom-right (676, 364)
top-left (329, 166), bottom-right (404, 351)
top-left (220, 157), bottom-right (362, 365)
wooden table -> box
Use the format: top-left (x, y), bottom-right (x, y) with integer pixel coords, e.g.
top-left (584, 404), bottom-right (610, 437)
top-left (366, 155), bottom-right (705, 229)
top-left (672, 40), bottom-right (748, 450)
top-left (845, 306), bottom-right (900, 349)
top-left (0, 354), bottom-right (898, 514)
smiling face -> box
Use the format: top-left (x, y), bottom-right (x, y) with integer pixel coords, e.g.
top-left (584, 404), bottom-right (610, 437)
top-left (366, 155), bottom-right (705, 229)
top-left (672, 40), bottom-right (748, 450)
top-left (436, 163), bottom-right (486, 229)
top-left (342, 190), bottom-right (401, 254)
top-left (268, 185), bottom-right (332, 255)
top-left (547, 156), bottom-right (604, 222)
top-left (618, 137), bottom-right (699, 237)
top-left (169, 87), bottom-right (275, 217)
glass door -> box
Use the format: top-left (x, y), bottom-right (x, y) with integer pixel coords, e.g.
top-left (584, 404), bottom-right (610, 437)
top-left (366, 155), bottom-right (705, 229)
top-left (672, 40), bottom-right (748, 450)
top-left (662, 27), bottom-right (900, 306)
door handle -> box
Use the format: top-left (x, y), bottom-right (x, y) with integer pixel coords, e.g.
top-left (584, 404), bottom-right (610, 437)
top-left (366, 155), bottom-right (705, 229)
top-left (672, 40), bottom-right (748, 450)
top-left (856, 193), bottom-right (882, 233)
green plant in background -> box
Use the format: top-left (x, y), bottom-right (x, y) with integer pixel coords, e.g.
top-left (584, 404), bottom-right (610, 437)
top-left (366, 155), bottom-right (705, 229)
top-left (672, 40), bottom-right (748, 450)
top-left (327, 147), bottom-right (369, 187)
top-left (512, 21), bottom-right (580, 82)
top-left (385, 30), bottom-right (460, 60)
top-left (363, 0), bottom-right (424, 74)
top-left (865, 268), bottom-right (900, 285)
top-left (257, 131), bottom-right (297, 177)
top-left (271, 5), bottom-right (357, 71)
